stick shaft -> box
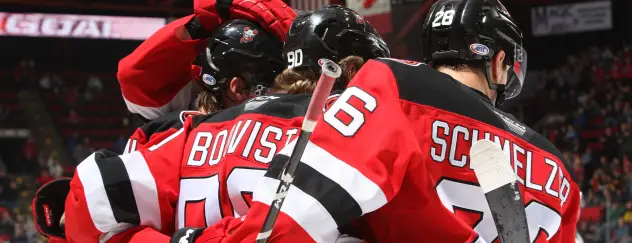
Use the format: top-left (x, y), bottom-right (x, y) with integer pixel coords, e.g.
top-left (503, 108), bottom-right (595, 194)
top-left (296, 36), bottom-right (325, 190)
top-left (256, 60), bottom-right (341, 243)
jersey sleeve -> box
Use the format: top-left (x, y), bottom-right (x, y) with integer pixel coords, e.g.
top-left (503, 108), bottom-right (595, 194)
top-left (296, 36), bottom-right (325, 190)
top-left (117, 15), bottom-right (205, 120)
top-left (219, 59), bottom-right (425, 242)
top-left (124, 111), bottom-right (200, 154)
top-left (64, 119), bottom-right (193, 242)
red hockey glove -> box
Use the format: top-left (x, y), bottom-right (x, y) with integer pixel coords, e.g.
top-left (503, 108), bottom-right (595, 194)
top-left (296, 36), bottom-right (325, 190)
top-left (32, 178), bottom-right (71, 242)
top-left (194, 0), bottom-right (296, 41)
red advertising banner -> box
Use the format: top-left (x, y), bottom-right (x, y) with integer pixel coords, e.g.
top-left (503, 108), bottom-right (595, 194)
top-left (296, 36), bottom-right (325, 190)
top-left (346, 0), bottom-right (392, 34)
top-left (0, 12), bottom-right (166, 40)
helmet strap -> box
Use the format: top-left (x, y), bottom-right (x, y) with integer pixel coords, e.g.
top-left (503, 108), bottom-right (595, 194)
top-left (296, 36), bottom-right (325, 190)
top-left (483, 60), bottom-right (507, 107)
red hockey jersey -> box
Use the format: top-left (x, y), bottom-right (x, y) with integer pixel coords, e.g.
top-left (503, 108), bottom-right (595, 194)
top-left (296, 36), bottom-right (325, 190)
top-left (123, 110), bottom-right (202, 154)
top-left (63, 94), bottom-right (315, 243)
top-left (209, 58), bottom-right (580, 243)
top-left (118, 15), bottom-right (204, 120)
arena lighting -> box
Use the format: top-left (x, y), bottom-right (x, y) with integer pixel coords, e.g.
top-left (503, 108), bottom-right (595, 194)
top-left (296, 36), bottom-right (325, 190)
top-left (0, 12), bottom-right (166, 40)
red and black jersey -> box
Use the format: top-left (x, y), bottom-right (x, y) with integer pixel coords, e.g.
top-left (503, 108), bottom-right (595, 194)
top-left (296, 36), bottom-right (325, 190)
top-left (64, 58), bottom-right (579, 243)
top-left (219, 58), bottom-right (580, 243)
top-left (63, 94), bottom-right (334, 243)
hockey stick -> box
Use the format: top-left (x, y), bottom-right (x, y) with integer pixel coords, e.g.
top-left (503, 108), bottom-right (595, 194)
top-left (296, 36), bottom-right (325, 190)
top-left (470, 140), bottom-right (530, 243)
top-left (256, 59), bottom-right (342, 243)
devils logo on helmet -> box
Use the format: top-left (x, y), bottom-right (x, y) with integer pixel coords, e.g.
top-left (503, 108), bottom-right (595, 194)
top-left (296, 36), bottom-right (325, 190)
top-left (240, 27), bottom-right (259, 43)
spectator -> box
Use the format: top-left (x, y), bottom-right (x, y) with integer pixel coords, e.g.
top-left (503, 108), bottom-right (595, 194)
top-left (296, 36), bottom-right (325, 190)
top-left (87, 75), bottom-right (103, 93)
top-left (39, 73), bottom-right (51, 90)
top-left (624, 202), bottom-right (632, 222)
top-left (12, 223), bottom-right (27, 243)
top-left (0, 211), bottom-right (14, 237)
top-left (51, 73), bottom-right (64, 95)
top-left (611, 62), bottom-right (623, 81)
top-left (68, 132), bottom-right (80, 154)
top-left (35, 170), bottom-right (53, 187)
top-left (114, 135), bottom-right (127, 154)
top-left (613, 217), bottom-right (632, 243)
top-left (73, 137), bottom-right (93, 163)
top-left (582, 148), bottom-right (594, 166)
top-left (23, 215), bottom-right (37, 242)
top-left (68, 109), bottom-right (81, 124)
top-left (21, 138), bottom-right (36, 164)
top-left (593, 64), bottom-right (606, 84)
top-left (48, 157), bottom-right (63, 178)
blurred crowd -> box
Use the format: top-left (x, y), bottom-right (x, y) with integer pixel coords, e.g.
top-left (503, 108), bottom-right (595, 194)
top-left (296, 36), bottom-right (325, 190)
top-left (530, 41), bottom-right (632, 242)
top-left (0, 58), bottom-right (128, 242)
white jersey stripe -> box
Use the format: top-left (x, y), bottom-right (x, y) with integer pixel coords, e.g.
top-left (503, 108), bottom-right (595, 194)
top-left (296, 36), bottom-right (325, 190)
top-left (120, 151), bottom-right (161, 231)
top-left (278, 139), bottom-right (388, 215)
top-left (149, 128), bottom-right (184, 151)
top-left (76, 153), bottom-right (118, 233)
top-left (254, 176), bottom-right (340, 243)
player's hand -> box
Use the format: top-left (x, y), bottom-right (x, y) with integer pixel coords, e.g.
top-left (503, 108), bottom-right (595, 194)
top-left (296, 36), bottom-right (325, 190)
top-left (194, 0), bottom-right (296, 41)
top-left (32, 178), bottom-right (71, 242)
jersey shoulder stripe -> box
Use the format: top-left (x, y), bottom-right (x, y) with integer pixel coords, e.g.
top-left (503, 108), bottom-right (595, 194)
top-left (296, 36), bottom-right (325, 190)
top-left (192, 93), bottom-right (329, 127)
top-left (140, 110), bottom-right (197, 136)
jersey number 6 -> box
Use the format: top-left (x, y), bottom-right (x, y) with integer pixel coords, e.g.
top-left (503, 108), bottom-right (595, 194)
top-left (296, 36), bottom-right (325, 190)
top-left (324, 87), bottom-right (377, 137)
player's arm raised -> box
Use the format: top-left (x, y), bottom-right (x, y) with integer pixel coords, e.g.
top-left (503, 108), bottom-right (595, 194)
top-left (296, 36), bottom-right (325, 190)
top-left (118, 15), bottom-right (205, 120)
top-left (118, 0), bottom-right (294, 120)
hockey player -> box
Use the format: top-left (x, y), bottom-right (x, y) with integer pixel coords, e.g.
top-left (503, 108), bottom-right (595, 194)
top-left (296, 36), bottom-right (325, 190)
top-left (30, 0), bottom-right (292, 241)
top-left (117, 0), bottom-right (295, 121)
top-left (176, 0), bottom-right (580, 242)
top-left (32, 5), bottom-right (389, 243)
top-left (121, 18), bottom-right (285, 154)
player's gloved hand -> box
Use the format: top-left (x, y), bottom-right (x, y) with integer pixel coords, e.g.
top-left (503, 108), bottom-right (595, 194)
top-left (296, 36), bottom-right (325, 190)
top-left (194, 0), bottom-right (296, 41)
top-left (32, 178), bottom-right (71, 242)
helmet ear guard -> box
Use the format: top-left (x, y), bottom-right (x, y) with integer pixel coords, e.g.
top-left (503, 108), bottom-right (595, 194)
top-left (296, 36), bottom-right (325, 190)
top-left (422, 0), bottom-right (527, 106)
top-left (196, 19), bottom-right (285, 104)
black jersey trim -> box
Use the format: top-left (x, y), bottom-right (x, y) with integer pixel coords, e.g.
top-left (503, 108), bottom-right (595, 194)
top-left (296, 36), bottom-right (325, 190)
top-left (265, 154), bottom-right (363, 227)
top-left (94, 151), bottom-right (141, 225)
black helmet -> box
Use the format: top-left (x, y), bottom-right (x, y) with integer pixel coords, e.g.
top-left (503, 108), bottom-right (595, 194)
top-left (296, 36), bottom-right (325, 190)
top-left (283, 5), bottom-right (390, 71)
top-left (198, 19), bottom-right (284, 98)
top-left (422, 0), bottom-right (526, 102)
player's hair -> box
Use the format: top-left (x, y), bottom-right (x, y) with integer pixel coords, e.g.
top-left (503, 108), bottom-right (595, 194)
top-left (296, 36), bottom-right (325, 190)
top-left (195, 90), bottom-right (220, 114)
top-left (274, 55), bottom-right (365, 94)
top-left (196, 56), bottom-right (365, 112)
top-left (434, 59), bottom-right (486, 73)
